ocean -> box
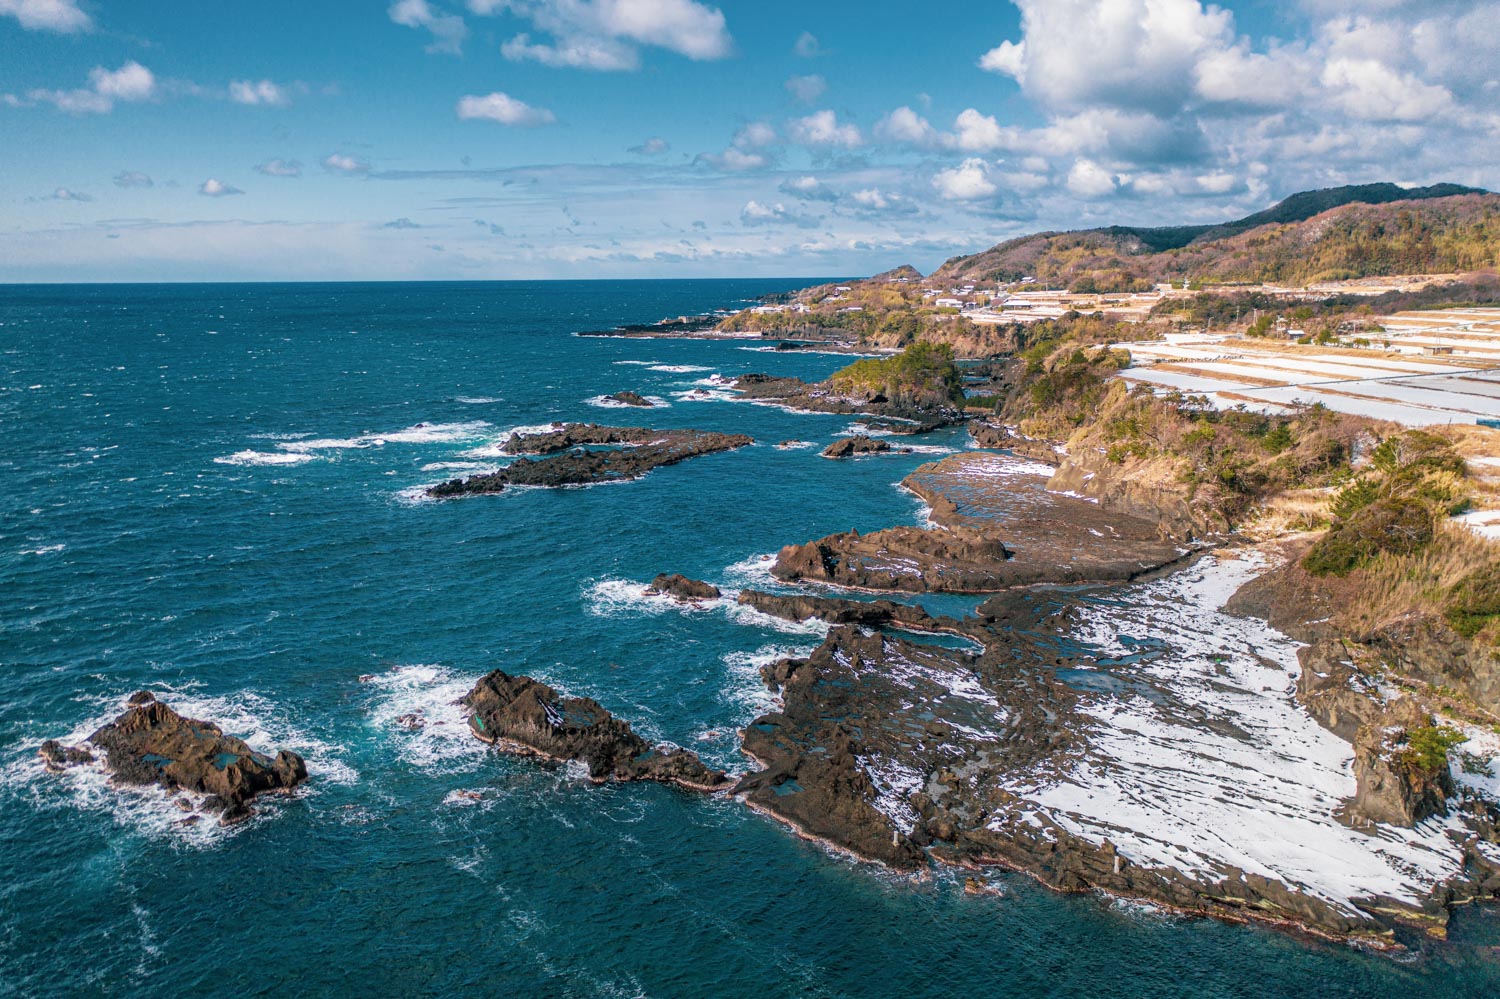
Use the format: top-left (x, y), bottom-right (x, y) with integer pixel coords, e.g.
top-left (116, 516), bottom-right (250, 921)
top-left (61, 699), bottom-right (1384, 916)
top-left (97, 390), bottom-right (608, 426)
top-left (2, 280), bottom-right (1497, 997)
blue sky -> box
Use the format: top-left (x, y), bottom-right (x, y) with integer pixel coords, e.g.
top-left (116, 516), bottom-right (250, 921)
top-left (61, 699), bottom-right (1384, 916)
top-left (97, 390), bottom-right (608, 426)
top-left (2, 0), bottom-right (1497, 281)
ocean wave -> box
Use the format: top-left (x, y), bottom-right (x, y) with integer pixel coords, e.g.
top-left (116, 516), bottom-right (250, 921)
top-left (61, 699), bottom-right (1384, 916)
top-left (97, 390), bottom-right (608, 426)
top-left (454, 396), bottom-right (501, 405)
top-left (612, 360), bottom-right (661, 366)
top-left (213, 450), bottom-right (320, 467)
top-left (19, 543), bottom-right (66, 556)
top-left (672, 388), bottom-right (739, 404)
top-left (774, 441), bottom-right (817, 450)
top-left (720, 644), bottom-right (818, 719)
top-left (360, 664), bottom-right (485, 774)
top-left (275, 421), bottom-right (493, 454)
top-left (583, 578), bottom-right (729, 618)
top-left (721, 552), bottom-right (778, 590)
top-left (646, 364), bottom-right (712, 373)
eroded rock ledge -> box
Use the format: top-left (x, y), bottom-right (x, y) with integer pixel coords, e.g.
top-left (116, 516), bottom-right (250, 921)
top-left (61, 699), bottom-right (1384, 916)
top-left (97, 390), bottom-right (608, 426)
top-left (462, 670), bottom-right (730, 792)
top-left (428, 424), bottom-right (752, 497)
top-left (40, 692), bottom-right (308, 825)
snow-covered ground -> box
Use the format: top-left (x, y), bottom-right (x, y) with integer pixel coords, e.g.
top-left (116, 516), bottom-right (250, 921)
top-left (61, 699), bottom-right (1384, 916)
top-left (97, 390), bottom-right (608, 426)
top-left (1001, 552), bottom-right (1497, 915)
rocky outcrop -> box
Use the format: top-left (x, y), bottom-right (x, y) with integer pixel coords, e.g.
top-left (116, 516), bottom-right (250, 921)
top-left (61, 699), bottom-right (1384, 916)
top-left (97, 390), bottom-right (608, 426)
top-left (40, 692), bottom-right (308, 825)
top-left (771, 526), bottom-right (1017, 593)
top-left (604, 391), bottom-right (654, 407)
top-left (462, 670), bottom-right (730, 792)
top-left (1344, 700), bottom-right (1456, 828)
top-left (429, 425), bottom-right (753, 497)
top-left (646, 573), bottom-right (721, 602)
top-left (733, 374), bottom-right (960, 424)
top-left (736, 590), bottom-right (972, 639)
top-left (822, 436), bottom-right (899, 459)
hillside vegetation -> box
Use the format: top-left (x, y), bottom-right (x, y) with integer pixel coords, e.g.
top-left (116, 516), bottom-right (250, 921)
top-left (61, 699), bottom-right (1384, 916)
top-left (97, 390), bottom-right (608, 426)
top-left (931, 187), bottom-right (1499, 291)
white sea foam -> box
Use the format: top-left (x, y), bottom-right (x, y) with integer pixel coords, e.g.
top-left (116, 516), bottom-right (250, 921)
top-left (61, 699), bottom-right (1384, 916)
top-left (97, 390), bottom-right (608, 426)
top-left (721, 553), bottom-right (778, 590)
top-left (273, 421), bottom-right (493, 454)
top-left (462, 423), bottom-right (563, 459)
top-left (612, 360), bottom-right (661, 366)
top-left (361, 664), bottom-right (485, 774)
top-left (775, 441), bottom-right (817, 450)
top-left (454, 396), bottom-right (500, 404)
top-left (19, 543), bottom-right (66, 556)
top-left (214, 450), bottom-right (319, 467)
top-left (647, 364), bottom-right (712, 373)
top-left (721, 644), bottom-right (818, 719)
top-left (672, 388), bottom-right (739, 403)
top-left (583, 578), bottom-right (728, 618)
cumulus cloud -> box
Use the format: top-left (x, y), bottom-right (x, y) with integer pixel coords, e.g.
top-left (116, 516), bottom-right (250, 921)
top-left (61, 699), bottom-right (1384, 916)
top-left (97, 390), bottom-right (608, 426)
top-left (1320, 56), bottom-right (1455, 121)
top-left (47, 187), bottom-right (92, 202)
top-left (739, 199), bottom-right (818, 228)
top-left (389, 0), bottom-right (468, 54)
top-left (846, 187), bottom-right (918, 216)
top-left (0, 0), bottom-right (91, 33)
top-left (932, 159), bottom-right (997, 201)
top-left (476, 0), bottom-right (732, 70)
top-left (628, 136), bottom-right (670, 155)
top-left (698, 121), bottom-right (777, 171)
top-left (875, 106), bottom-right (939, 146)
top-left (199, 178), bottom-right (244, 197)
top-left (229, 80), bottom-right (291, 106)
top-left (793, 30), bottom-right (820, 57)
top-left (113, 171), bottom-right (153, 188)
top-left (785, 74), bottom-right (826, 104)
top-left (322, 154), bottom-right (371, 174)
top-left (25, 61), bottom-right (156, 114)
top-left (787, 109), bottom-right (862, 149)
top-left (779, 175), bottom-right (838, 201)
top-left (456, 91), bottom-right (556, 125)
top-left (255, 159), bottom-right (303, 177)
top-left (1065, 158), bottom-right (1119, 197)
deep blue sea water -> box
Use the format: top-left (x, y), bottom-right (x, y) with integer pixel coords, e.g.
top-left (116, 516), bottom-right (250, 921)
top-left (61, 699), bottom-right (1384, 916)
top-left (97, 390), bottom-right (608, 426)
top-left (2, 280), bottom-right (1498, 997)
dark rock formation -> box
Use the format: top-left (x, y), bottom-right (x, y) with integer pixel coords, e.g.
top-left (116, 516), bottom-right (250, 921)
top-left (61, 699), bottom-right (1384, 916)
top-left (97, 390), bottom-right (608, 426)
top-left (733, 373), bottom-right (960, 424)
top-left (604, 391), bottom-right (654, 408)
top-left (822, 436), bottom-right (896, 459)
top-left (772, 526), bottom-right (1016, 593)
top-left (462, 670), bottom-right (730, 791)
top-left (736, 590), bottom-right (973, 640)
top-left (646, 573), bottom-right (721, 602)
top-left (429, 424), bottom-right (753, 497)
top-left (41, 692), bottom-right (308, 825)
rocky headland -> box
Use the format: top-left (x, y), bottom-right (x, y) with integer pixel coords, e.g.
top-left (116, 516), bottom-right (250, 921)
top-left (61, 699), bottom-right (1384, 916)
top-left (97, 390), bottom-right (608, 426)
top-left (427, 423), bottom-right (753, 498)
top-left (41, 692), bottom-right (308, 825)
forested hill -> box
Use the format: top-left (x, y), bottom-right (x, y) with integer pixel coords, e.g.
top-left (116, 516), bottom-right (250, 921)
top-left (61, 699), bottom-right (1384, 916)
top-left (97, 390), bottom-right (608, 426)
top-left (928, 183), bottom-right (1497, 291)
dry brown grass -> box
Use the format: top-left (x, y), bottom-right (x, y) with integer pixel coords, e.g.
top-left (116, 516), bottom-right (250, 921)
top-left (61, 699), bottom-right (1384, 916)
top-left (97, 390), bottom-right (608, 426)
top-left (1334, 522), bottom-right (1500, 638)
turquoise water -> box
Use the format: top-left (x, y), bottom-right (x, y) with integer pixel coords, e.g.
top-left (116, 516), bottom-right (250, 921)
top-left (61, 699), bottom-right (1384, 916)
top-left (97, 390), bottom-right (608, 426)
top-left (2, 281), bottom-right (1497, 997)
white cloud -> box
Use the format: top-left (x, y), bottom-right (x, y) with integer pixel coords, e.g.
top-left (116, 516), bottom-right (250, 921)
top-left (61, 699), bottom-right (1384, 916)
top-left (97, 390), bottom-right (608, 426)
top-left (90, 62), bottom-right (156, 102)
top-left (875, 106), bottom-right (938, 146)
top-left (698, 147), bottom-right (767, 171)
top-left (793, 30), bottom-right (820, 57)
top-left (785, 74), bottom-right (827, 104)
top-left (628, 136), bottom-right (670, 155)
top-left (229, 80), bottom-right (291, 106)
top-left (1066, 158), bottom-right (1119, 197)
top-left (455, 91), bottom-right (557, 126)
top-left (389, 0), bottom-right (469, 54)
top-left (48, 187), bottom-right (91, 202)
top-left (199, 178), bottom-right (244, 197)
top-left (477, 0), bottom-right (732, 68)
top-left (255, 159), bottom-right (303, 177)
top-left (113, 171), bottom-right (153, 188)
top-left (1194, 44), bottom-right (1308, 108)
top-left (847, 187), bottom-right (918, 216)
top-left (1320, 56), bottom-right (1455, 121)
top-left (933, 159), bottom-right (997, 201)
top-left (501, 32), bottom-right (638, 69)
top-left (27, 61), bottom-right (156, 114)
top-left (0, 0), bottom-right (91, 32)
top-left (779, 175), bottom-right (838, 201)
top-left (788, 109), bottom-right (862, 149)
top-left (948, 108), bottom-right (1006, 152)
top-left (322, 154), bottom-right (371, 174)
top-left (739, 199), bottom-right (817, 227)
top-left (733, 121), bottom-right (777, 149)
top-left (980, 0), bottom-right (1234, 114)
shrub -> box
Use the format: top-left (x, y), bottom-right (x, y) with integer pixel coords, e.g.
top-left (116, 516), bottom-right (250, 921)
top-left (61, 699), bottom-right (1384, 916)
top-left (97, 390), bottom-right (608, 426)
top-left (1303, 497), bottom-right (1435, 576)
top-left (1444, 565), bottom-right (1500, 639)
top-left (1399, 725), bottom-right (1468, 774)
top-left (1330, 478), bottom-right (1379, 519)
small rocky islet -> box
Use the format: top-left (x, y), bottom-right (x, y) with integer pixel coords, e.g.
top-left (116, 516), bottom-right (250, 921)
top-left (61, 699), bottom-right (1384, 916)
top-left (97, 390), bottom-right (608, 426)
top-left (41, 692), bottom-right (308, 825)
